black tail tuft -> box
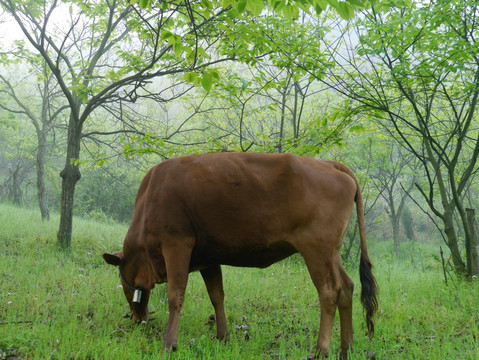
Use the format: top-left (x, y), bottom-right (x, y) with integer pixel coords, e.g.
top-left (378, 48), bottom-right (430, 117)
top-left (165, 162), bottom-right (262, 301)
top-left (360, 255), bottom-right (378, 339)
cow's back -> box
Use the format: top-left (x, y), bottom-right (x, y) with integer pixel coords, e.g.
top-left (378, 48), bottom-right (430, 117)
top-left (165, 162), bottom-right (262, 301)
top-left (127, 153), bottom-right (357, 269)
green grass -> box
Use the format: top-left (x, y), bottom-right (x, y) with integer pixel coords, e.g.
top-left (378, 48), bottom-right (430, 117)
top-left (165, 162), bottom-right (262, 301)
top-left (0, 203), bottom-right (477, 359)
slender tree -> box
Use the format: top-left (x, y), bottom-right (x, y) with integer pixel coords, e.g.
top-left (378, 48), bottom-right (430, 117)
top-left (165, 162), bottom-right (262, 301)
top-left (0, 0), bottom-right (242, 247)
top-left (0, 62), bottom-right (67, 220)
top-left (369, 140), bottom-right (417, 256)
top-left (315, 0), bottom-right (479, 275)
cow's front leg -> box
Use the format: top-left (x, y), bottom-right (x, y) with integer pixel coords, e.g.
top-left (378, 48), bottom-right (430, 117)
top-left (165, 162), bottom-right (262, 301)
top-left (162, 242), bottom-right (193, 351)
top-left (200, 265), bottom-right (229, 340)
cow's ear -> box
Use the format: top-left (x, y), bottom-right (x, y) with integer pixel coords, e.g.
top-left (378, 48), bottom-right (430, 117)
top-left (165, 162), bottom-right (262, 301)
top-left (103, 252), bottom-right (123, 267)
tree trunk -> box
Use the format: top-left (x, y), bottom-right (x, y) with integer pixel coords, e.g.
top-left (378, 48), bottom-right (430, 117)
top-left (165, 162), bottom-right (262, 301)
top-left (278, 86), bottom-right (287, 154)
top-left (36, 131), bottom-right (50, 220)
top-left (57, 120), bottom-right (82, 249)
top-left (466, 208), bottom-right (479, 277)
top-left (57, 159), bottom-right (81, 248)
top-left (401, 206), bottom-right (416, 241)
top-left (11, 164), bottom-right (22, 205)
top-left (386, 187), bottom-right (402, 257)
top-left (392, 216), bottom-right (400, 257)
top-left (292, 82), bottom-right (299, 139)
top-left (36, 71), bottom-right (51, 221)
top-left (443, 207), bottom-right (467, 275)
top-left (278, 74), bottom-right (292, 154)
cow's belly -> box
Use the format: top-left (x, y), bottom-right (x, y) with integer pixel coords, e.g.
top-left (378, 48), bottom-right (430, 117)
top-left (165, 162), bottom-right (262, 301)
top-left (190, 240), bottom-right (298, 269)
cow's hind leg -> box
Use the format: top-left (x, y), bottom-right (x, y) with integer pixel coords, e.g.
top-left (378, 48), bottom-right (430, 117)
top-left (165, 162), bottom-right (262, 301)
top-left (162, 240), bottom-right (193, 352)
top-left (200, 265), bottom-right (229, 340)
top-left (301, 248), bottom-right (341, 359)
top-left (338, 265), bottom-right (354, 359)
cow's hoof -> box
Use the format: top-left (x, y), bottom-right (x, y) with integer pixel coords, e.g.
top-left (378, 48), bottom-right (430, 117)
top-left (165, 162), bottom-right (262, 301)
top-left (163, 344), bottom-right (177, 352)
top-left (307, 351), bottom-right (329, 359)
top-left (339, 348), bottom-right (354, 360)
top-left (216, 333), bottom-right (230, 342)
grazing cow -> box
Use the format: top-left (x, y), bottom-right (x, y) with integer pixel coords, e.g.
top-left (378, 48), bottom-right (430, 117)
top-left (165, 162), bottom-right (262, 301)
top-left (103, 152), bottom-right (377, 359)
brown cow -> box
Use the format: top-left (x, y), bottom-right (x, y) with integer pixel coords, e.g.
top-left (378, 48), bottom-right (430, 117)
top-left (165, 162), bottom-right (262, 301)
top-left (103, 152), bottom-right (377, 359)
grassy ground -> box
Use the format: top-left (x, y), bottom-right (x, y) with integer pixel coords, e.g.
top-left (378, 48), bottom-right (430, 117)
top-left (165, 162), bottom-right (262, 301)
top-left (0, 203), bottom-right (477, 359)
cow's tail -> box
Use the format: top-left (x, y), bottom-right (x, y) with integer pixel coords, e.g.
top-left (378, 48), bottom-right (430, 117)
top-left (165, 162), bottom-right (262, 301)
top-left (355, 179), bottom-right (378, 339)
top-left (335, 162), bottom-right (378, 339)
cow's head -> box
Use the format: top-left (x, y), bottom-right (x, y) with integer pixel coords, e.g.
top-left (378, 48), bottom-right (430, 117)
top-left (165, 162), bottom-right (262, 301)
top-left (103, 252), bottom-right (151, 323)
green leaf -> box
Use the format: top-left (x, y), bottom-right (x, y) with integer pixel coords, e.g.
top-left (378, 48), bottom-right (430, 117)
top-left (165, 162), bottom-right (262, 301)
top-left (161, 31), bottom-right (174, 42)
top-left (184, 72), bottom-right (200, 84)
top-left (237, 0), bottom-right (247, 13)
top-left (138, 0), bottom-right (149, 9)
top-left (314, 3), bottom-right (323, 14)
top-left (246, 0), bottom-right (264, 16)
top-left (173, 42), bottom-right (183, 57)
top-left (223, 0), bottom-right (233, 8)
top-left (201, 0), bottom-right (212, 9)
top-left (210, 69), bottom-right (221, 82)
top-left (282, 4), bottom-right (299, 19)
top-left (336, 2), bottom-right (355, 20)
top-left (349, 125), bottom-right (365, 134)
top-left (226, 16), bottom-right (235, 28)
top-left (201, 72), bottom-right (213, 92)
top-left (347, 0), bottom-right (366, 7)
top-left (316, 0), bottom-right (328, 11)
top-left (240, 78), bottom-right (249, 91)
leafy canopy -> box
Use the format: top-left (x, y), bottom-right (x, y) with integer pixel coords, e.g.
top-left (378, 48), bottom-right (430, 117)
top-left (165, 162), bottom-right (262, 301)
top-left (133, 0), bottom-right (368, 21)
